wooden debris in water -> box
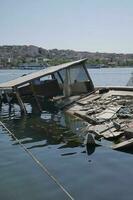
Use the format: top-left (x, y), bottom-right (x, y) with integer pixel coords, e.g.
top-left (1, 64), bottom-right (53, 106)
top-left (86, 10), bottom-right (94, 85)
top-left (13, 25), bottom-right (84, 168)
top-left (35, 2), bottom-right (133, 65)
top-left (112, 138), bottom-right (133, 150)
top-left (96, 106), bottom-right (121, 120)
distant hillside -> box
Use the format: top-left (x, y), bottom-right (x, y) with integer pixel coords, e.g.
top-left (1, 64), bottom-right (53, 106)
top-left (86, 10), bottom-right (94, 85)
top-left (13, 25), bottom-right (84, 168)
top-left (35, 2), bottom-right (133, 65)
top-left (0, 45), bottom-right (133, 68)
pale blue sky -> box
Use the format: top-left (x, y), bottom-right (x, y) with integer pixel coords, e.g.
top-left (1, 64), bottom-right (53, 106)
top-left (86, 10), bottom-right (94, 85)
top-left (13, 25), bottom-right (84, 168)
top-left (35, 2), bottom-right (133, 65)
top-left (0, 0), bottom-right (133, 53)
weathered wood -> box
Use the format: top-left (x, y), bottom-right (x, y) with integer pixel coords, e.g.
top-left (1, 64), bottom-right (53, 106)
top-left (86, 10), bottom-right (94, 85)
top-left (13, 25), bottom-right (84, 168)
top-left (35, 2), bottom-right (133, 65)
top-left (5, 92), bottom-right (11, 105)
top-left (96, 106), bottom-right (121, 120)
top-left (15, 88), bottom-right (27, 115)
top-left (30, 83), bottom-right (42, 112)
top-left (74, 111), bottom-right (98, 125)
top-left (83, 63), bottom-right (94, 91)
top-left (0, 91), bottom-right (2, 108)
top-left (57, 71), bottom-right (64, 83)
top-left (77, 94), bottom-right (101, 105)
top-left (101, 90), bottom-right (133, 99)
top-left (0, 59), bottom-right (87, 89)
top-left (112, 138), bottom-right (133, 150)
top-left (63, 68), bottom-right (71, 97)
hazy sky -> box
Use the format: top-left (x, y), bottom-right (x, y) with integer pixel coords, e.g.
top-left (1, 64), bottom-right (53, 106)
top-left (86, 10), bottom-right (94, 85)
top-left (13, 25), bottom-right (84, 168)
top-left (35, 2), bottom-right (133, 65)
top-left (1, 0), bottom-right (133, 53)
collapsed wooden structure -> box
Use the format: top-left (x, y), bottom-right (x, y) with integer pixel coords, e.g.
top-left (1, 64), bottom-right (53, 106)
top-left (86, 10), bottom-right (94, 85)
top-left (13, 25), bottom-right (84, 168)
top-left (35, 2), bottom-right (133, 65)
top-left (1, 58), bottom-right (133, 151)
top-left (0, 59), bottom-right (94, 114)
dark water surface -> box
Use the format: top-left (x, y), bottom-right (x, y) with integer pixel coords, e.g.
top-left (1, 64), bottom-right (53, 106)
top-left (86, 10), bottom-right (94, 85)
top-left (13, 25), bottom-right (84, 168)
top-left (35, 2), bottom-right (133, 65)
top-left (0, 68), bottom-right (133, 200)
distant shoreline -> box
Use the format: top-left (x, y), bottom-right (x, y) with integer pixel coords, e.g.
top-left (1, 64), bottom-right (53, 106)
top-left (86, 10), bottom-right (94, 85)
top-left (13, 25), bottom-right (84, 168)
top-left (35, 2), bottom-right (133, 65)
top-left (1, 45), bottom-right (133, 69)
top-left (0, 66), bottom-right (133, 70)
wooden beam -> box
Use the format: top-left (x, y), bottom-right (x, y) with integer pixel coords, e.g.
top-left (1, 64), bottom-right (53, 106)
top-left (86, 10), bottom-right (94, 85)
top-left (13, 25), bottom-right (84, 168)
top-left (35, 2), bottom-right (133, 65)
top-left (57, 71), bottom-right (64, 83)
top-left (0, 59), bottom-right (87, 89)
top-left (63, 68), bottom-right (71, 97)
top-left (83, 63), bottom-right (94, 90)
top-left (30, 83), bottom-right (42, 112)
top-left (15, 88), bottom-right (27, 115)
top-left (4, 91), bottom-right (12, 115)
top-left (5, 92), bottom-right (11, 105)
top-left (0, 91), bottom-right (2, 109)
top-left (112, 138), bottom-right (133, 150)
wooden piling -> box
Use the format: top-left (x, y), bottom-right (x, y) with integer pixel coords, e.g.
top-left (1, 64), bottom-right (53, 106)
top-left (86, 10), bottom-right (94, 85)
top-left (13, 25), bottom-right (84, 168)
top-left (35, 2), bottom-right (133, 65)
top-left (0, 90), bottom-right (2, 108)
top-left (83, 63), bottom-right (94, 91)
top-left (15, 88), bottom-right (27, 115)
top-left (5, 92), bottom-right (11, 104)
top-left (63, 68), bottom-right (71, 97)
top-left (30, 83), bottom-right (42, 112)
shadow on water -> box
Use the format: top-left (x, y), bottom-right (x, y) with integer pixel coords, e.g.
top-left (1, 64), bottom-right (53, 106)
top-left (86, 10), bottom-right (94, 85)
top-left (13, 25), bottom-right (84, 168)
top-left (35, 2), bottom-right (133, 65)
top-left (0, 102), bottom-right (91, 156)
top-left (115, 147), bottom-right (133, 155)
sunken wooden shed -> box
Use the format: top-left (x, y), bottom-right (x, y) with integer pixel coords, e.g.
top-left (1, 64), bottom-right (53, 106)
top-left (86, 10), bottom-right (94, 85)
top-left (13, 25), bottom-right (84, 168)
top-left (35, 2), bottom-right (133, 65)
top-left (0, 59), bottom-right (94, 114)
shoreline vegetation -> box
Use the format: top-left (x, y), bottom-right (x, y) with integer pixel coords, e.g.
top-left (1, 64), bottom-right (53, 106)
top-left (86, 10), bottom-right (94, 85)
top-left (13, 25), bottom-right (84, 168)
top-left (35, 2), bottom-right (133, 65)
top-left (0, 45), bottom-right (133, 69)
top-left (1, 65), bottom-right (133, 70)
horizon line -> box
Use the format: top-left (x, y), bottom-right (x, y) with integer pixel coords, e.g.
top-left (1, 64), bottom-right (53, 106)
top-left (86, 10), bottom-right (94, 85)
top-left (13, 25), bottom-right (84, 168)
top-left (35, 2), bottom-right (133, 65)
top-left (0, 44), bottom-right (133, 55)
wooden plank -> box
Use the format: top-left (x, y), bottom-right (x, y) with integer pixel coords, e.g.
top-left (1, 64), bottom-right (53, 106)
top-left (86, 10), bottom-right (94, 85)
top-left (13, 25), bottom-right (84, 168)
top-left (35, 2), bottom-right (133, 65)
top-left (97, 86), bottom-right (133, 92)
top-left (96, 106), bottom-right (121, 120)
top-left (0, 90), bottom-right (2, 107)
top-left (5, 92), bottom-right (11, 104)
top-left (102, 90), bottom-right (133, 99)
top-left (83, 63), bottom-right (94, 90)
top-left (77, 95), bottom-right (101, 105)
top-left (57, 71), bottom-right (64, 83)
top-left (30, 83), bottom-right (42, 112)
top-left (112, 138), bottom-right (133, 150)
top-left (63, 68), bottom-right (71, 97)
top-left (74, 111), bottom-right (98, 124)
top-left (15, 89), bottom-right (27, 115)
top-left (89, 123), bottom-right (123, 139)
top-left (102, 129), bottom-right (123, 138)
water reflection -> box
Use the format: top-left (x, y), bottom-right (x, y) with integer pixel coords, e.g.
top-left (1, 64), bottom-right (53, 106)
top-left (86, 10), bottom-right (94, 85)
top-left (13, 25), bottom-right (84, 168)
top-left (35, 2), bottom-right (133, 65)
top-left (0, 106), bottom-right (84, 153)
top-left (86, 144), bottom-right (96, 155)
top-left (115, 147), bottom-right (133, 155)
top-left (0, 100), bottom-right (100, 157)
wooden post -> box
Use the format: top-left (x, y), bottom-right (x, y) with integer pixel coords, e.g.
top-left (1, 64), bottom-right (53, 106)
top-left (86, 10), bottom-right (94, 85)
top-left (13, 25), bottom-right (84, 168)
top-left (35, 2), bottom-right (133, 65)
top-left (0, 90), bottom-right (2, 109)
top-left (63, 68), bottom-right (71, 97)
top-left (30, 83), bottom-right (42, 112)
top-left (57, 71), bottom-right (64, 83)
top-left (15, 88), bottom-right (27, 115)
top-left (5, 91), bottom-right (11, 104)
top-left (83, 63), bottom-right (94, 91)
top-left (5, 91), bottom-right (12, 115)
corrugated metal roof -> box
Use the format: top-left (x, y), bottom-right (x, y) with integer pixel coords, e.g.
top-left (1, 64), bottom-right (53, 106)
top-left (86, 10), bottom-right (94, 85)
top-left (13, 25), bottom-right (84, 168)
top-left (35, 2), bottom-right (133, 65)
top-left (0, 58), bottom-right (87, 90)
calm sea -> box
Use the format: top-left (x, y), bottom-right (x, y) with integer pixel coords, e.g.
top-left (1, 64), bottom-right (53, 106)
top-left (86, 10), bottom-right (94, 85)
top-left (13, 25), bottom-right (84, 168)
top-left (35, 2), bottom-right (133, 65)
top-left (0, 68), bottom-right (133, 200)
